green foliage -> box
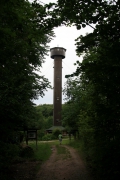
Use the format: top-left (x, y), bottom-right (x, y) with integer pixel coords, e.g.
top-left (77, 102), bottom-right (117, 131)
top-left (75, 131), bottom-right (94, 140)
top-left (25, 104), bottom-right (54, 141)
top-left (52, 129), bottom-right (61, 139)
top-left (35, 104), bottom-right (53, 129)
top-left (0, 0), bottom-right (54, 174)
top-left (37, 104), bottom-right (53, 117)
top-left (60, 1), bottom-right (120, 179)
top-left (62, 78), bottom-right (83, 137)
top-left (68, 139), bottom-right (85, 157)
top-left (29, 142), bottom-right (52, 161)
top-left (42, 132), bottom-right (59, 141)
top-left (42, 134), bottom-right (53, 141)
top-left (37, 130), bottom-right (45, 141)
top-left (0, 0), bottom-right (54, 131)
top-left (41, 130), bottom-right (63, 141)
top-left (0, 142), bottom-right (20, 169)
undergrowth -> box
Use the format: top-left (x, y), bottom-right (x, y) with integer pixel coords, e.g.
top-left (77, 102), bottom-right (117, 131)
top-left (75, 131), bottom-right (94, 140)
top-left (28, 141), bottom-right (52, 162)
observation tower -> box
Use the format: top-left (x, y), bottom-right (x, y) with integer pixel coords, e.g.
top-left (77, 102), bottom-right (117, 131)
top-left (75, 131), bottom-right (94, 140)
top-left (50, 47), bottom-right (66, 126)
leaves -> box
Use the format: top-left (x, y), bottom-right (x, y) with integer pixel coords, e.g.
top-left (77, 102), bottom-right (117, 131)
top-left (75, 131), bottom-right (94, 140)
top-left (0, 0), bottom-right (54, 171)
top-left (58, 0), bottom-right (120, 179)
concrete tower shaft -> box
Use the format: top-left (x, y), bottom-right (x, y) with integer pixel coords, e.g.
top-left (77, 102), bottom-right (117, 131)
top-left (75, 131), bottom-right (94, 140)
top-left (50, 47), bottom-right (66, 126)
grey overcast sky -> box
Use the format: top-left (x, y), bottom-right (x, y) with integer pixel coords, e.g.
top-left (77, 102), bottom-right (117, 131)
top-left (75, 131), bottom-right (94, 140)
top-left (32, 0), bottom-right (93, 105)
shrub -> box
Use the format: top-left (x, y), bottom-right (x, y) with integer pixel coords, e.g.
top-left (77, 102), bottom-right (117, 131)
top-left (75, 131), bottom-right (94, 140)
top-left (0, 141), bottom-right (20, 169)
top-left (42, 134), bottom-right (53, 141)
top-left (52, 129), bottom-right (61, 139)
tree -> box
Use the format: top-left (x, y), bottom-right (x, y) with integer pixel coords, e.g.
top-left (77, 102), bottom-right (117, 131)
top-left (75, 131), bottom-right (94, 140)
top-left (62, 77), bottom-right (82, 138)
top-left (54, 0), bottom-right (120, 179)
top-left (0, 0), bottom-right (54, 174)
top-left (35, 104), bottom-right (53, 129)
top-left (0, 0), bottom-right (53, 131)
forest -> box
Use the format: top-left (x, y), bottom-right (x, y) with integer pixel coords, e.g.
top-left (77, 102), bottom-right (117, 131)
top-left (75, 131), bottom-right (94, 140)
top-left (0, 0), bottom-right (120, 180)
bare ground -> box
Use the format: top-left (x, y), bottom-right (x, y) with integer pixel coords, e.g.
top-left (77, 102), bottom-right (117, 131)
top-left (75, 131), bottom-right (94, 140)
top-left (36, 145), bottom-right (92, 180)
top-left (10, 145), bottom-right (92, 180)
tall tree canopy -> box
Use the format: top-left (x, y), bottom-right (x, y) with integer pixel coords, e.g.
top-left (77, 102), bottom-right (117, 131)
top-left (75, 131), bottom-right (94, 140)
top-left (0, 0), bottom-right (54, 172)
top-left (0, 0), bottom-right (54, 135)
top-left (51, 0), bottom-right (120, 179)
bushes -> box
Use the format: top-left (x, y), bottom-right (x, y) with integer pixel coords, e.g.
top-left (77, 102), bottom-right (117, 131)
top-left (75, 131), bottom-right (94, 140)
top-left (41, 129), bottom-right (62, 141)
top-left (0, 141), bottom-right (20, 169)
top-left (52, 129), bottom-right (61, 139)
top-left (42, 134), bottom-right (53, 141)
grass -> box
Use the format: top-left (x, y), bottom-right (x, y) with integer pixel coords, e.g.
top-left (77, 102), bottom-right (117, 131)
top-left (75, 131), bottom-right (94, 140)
top-left (19, 138), bottom-right (84, 176)
top-left (27, 138), bottom-right (71, 161)
top-left (25, 138), bottom-right (83, 162)
top-left (28, 141), bottom-right (52, 162)
top-left (67, 139), bottom-right (85, 159)
top-left (20, 138), bottom-right (95, 180)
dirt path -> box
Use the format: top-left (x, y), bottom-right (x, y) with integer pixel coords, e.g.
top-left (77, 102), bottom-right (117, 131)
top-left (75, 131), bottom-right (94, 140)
top-left (36, 145), bottom-right (92, 180)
